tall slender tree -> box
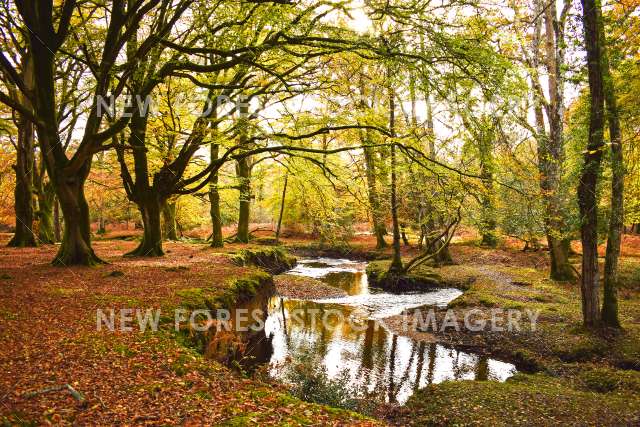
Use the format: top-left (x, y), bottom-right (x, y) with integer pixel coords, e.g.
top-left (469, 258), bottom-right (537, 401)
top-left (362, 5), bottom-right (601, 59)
top-left (388, 66), bottom-right (403, 273)
top-left (601, 12), bottom-right (624, 328)
top-left (578, 0), bottom-right (606, 326)
top-left (524, 0), bottom-right (576, 280)
top-left (235, 99), bottom-right (252, 243)
top-left (5, 53), bottom-right (36, 247)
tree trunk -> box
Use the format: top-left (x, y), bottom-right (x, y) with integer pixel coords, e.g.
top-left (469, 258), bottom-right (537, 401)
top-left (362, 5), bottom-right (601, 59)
top-left (162, 200), bottom-right (179, 241)
top-left (578, 0), bottom-right (605, 327)
top-left (421, 84), bottom-right (453, 263)
top-left (97, 216), bottom-right (106, 235)
top-left (388, 78), bottom-right (403, 273)
top-left (275, 173), bottom-right (288, 242)
top-left (430, 237), bottom-right (454, 266)
top-left (36, 181), bottom-right (56, 244)
top-left (236, 161), bottom-right (251, 243)
top-left (601, 22), bottom-right (623, 328)
top-left (357, 75), bottom-right (387, 250)
top-left (478, 119), bottom-right (497, 248)
top-left (544, 0), bottom-right (575, 280)
top-left (401, 226), bottom-right (410, 246)
top-left (121, 107), bottom-right (166, 257)
top-left (209, 142), bottom-right (224, 248)
top-left (548, 237), bottom-right (574, 280)
top-left (128, 194), bottom-right (164, 257)
top-left (22, 9), bottom-right (102, 265)
top-left (528, 0), bottom-right (575, 280)
top-left (235, 101), bottom-right (251, 244)
top-left (362, 132), bottom-right (387, 249)
top-left (8, 116), bottom-right (37, 247)
top-left (53, 174), bottom-right (103, 266)
top-left (54, 196), bottom-right (61, 242)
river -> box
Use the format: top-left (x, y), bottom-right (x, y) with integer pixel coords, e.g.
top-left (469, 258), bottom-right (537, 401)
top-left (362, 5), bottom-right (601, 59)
top-left (251, 257), bottom-right (517, 404)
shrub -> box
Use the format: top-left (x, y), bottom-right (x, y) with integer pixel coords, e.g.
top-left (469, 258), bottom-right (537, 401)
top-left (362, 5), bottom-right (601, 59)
top-left (285, 356), bottom-right (375, 413)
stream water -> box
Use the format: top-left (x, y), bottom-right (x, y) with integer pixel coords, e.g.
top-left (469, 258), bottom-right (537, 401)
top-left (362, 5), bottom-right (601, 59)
top-left (252, 258), bottom-right (517, 404)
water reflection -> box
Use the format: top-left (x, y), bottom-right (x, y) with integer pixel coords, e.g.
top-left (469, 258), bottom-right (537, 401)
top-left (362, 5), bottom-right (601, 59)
top-left (265, 297), bottom-right (515, 404)
top-left (323, 271), bottom-right (368, 295)
top-left (260, 258), bottom-right (516, 404)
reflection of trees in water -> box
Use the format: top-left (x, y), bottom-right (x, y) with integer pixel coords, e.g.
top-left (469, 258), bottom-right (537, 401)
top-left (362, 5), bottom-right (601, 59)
top-left (322, 271), bottom-right (366, 295)
top-left (414, 341), bottom-right (426, 391)
top-left (273, 296), bottom-right (497, 403)
top-left (427, 343), bottom-right (437, 386)
top-left (281, 299), bottom-right (365, 365)
top-left (280, 297), bottom-right (288, 340)
top-left (475, 355), bottom-right (489, 381)
top-left (451, 350), bottom-right (478, 380)
top-left (387, 334), bottom-right (398, 403)
top-left (390, 339), bottom-right (420, 403)
top-left (361, 320), bottom-right (376, 371)
top-left (355, 320), bottom-right (398, 401)
top-left (358, 319), bottom-right (376, 392)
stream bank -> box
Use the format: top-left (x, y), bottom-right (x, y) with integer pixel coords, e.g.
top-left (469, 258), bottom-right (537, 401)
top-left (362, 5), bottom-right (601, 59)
top-left (183, 245), bottom-right (640, 424)
top-left (252, 257), bottom-right (516, 405)
top-left (388, 261), bottom-right (640, 425)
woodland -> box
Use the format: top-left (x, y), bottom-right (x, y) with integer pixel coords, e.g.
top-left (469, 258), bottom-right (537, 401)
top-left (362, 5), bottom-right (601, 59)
top-left (1, 0), bottom-right (640, 425)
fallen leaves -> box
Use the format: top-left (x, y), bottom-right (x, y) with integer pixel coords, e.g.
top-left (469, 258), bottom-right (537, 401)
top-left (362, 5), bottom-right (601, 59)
top-left (0, 238), bottom-right (378, 425)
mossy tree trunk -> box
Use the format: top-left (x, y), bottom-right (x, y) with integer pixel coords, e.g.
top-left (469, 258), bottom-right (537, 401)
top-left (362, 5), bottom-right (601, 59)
top-left (430, 237), bottom-right (454, 266)
top-left (27, 48), bottom-right (99, 264)
top-left (235, 100), bottom-right (251, 244)
top-left (209, 142), bottom-right (224, 248)
top-left (388, 72), bottom-right (403, 274)
top-left (123, 113), bottom-right (166, 257)
top-left (128, 193), bottom-right (164, 257)
top-left (36, 180), bottom-right (56, 244)
top-left (548, 238), bottom-right (574, 280)
top-left (53, 168), bottom-right (103, 266)
top-left (578, 0), bottom-right (605, 327)
top-left (236, 161), bottom-right (251, 243)
top-left (478, 118), bottom-right (498, 248)
top-left (18, 3), bottom-right (108, 266)
top-left (275, 173), bottom-right (288, 242)
top-left (357, 76), bottom-right (387, 249)
top-left (162, 199), bottom-right (179, 241)
top-left (53, 197), bottom-right (61, 242)
top-left (534, 0), bottom-right (575, 281)
top-left (601, 16), bottom-right (623, 328)
top-left (363, 140), bottom-right (387, 250)
top-left (8, 115), bottom-right (37, 248)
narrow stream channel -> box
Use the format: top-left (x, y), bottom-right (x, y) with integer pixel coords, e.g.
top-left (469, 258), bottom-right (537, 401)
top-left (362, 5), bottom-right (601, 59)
top-left (257, 258), bottom-right (517, 404)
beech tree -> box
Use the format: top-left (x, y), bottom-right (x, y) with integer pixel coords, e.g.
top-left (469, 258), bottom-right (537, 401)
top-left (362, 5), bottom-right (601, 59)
top-left (0, 0), bottom-right (192, 264)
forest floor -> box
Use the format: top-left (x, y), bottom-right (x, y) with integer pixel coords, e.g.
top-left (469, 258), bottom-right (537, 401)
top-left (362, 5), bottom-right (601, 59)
top-left (1, 232), bottom-right (640, 425)
top-left (0, 237), bottom-right (377, 426)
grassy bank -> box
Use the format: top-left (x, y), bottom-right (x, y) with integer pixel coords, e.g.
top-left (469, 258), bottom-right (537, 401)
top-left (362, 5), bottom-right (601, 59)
top-left (385, 255), bottom-right (640, 425)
